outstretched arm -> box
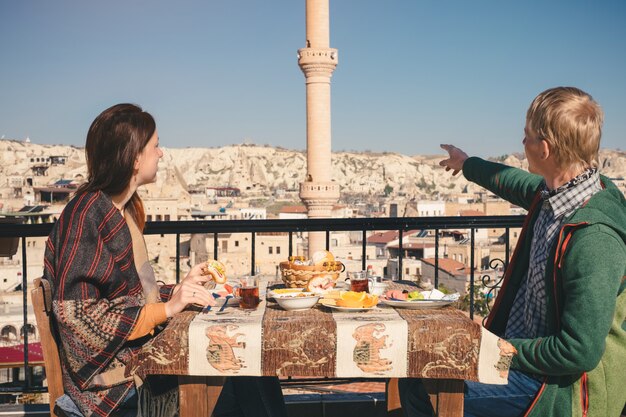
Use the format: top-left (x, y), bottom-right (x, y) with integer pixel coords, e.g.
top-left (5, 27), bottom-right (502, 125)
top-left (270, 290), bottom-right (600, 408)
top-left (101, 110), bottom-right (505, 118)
top-left (440, 143), bottom-right (543, 210)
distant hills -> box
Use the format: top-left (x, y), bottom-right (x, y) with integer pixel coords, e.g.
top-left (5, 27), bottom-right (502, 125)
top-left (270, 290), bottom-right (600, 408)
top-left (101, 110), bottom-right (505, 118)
top-left (1, 140), bottom-right (624, 199)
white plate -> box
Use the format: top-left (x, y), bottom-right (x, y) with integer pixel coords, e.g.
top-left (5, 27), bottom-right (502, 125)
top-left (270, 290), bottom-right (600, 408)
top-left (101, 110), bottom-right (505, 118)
top-left (379, 298), bottom-right (454, 309)
top-left (205, 294), bottom-right (240, 307)
top-left (319, 299), bottom-right (377, 312)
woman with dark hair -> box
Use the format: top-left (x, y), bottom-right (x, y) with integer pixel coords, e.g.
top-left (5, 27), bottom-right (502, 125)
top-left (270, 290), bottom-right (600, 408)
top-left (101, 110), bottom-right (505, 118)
top-left (44, 104), bottom-right (287, 417)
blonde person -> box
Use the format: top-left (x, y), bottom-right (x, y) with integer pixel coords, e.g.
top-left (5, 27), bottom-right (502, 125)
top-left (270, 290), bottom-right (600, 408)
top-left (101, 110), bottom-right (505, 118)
top-left (400, 87), bottom-right (626, 416)
top-left (44, 104), bottom-right (287, 417)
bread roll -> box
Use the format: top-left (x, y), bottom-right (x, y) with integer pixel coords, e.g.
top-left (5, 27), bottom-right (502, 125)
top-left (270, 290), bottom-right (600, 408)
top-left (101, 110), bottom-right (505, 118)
top-left (306, 276), bottom-right (335, 293)
top-left (310, 250), bottom-right (335, 266)
top-left (201, 259), bottom-right (227, 284)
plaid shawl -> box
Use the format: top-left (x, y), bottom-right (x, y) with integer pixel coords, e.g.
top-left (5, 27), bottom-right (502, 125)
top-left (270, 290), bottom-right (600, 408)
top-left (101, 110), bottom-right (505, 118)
top-left (43, 191), bottom-right (174, 417)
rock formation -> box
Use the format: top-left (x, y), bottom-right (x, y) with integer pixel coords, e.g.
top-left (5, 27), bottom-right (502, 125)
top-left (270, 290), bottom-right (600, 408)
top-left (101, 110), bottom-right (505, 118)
top-left (0, 140), bottom-right (624, 203)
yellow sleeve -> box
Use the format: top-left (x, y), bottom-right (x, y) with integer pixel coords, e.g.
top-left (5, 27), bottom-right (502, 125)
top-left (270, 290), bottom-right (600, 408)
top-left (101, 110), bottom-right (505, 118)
top-left (128, 303), bottom-right (168, 341)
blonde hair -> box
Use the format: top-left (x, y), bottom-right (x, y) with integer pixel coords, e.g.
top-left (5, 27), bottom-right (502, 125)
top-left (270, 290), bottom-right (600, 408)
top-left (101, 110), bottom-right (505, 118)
top-left (526, 87), bottom-right (603, 170)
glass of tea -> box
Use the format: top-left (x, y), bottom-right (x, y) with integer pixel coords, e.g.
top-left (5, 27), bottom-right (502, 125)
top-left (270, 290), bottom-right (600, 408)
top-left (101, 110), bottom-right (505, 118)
top-left (239, 276), bottom-right (260, 310)
top-left (348, 271), bottom-right (369, 293)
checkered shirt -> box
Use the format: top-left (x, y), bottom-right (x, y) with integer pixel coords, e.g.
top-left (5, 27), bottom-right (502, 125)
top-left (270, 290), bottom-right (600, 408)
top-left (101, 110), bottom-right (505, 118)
top-left (505, 168), bottom-right (602, 339)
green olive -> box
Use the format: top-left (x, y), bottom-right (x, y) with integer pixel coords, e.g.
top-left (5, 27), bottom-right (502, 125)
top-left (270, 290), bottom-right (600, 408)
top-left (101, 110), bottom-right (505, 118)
top-left (407, 291), bottom-right (424, 300)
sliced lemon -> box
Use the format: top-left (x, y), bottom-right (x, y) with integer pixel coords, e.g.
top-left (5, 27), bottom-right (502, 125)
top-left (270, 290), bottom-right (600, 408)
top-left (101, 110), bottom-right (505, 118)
top-left (340, 291), bottom-right (367, 302)
top-left (336, 298), bottom-right (363, 308)
top-left (362, 294), bottom-right (379, 308)
top-left (335, 292), bottom-right (378, 308)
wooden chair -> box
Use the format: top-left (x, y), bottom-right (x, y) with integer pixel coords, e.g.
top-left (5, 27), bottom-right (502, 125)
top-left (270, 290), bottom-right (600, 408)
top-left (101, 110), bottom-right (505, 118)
top-left (386, 378), bottom-right (404, 416)
top-left (32, 277), bottom-right (64, 417)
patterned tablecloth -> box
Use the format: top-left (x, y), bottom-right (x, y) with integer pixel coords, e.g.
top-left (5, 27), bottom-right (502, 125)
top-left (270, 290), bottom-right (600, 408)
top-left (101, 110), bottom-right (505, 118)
top-left (128, 282), bottom-right (510, 385)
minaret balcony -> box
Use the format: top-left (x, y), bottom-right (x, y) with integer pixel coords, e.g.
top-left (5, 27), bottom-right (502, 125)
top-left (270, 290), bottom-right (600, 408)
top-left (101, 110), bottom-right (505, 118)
top-left (299, 181), bottom-right (340, 201)
top-left (298, 48), bottom-right (338, 79)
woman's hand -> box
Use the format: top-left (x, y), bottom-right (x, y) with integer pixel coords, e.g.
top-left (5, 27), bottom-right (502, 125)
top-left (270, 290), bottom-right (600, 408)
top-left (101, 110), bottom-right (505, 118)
top-left (165, 262), bottom-right (216, 318)
top-left (439, 144), bottom-right (469, 176)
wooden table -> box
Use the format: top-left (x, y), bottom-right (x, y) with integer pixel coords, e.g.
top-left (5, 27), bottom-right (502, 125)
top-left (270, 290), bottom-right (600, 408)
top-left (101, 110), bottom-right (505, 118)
top-left (129, 283), bottom-right (507, 417)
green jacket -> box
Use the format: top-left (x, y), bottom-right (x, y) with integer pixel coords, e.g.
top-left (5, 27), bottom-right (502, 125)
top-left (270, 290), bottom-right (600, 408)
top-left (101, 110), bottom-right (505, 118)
top-left (463, 157), bottom-right (626, 417)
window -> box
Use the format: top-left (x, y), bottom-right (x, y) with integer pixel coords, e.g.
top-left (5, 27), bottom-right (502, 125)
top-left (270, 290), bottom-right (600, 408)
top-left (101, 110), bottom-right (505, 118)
top-left (276, 246), bottom-right (281, 254)
top-left (164, 215), bottom-right (170, 221)
top-left (405, 268), bottom-right (410, 274)
top-left (235, 241), bottom-right (239, 247)
top-left (156, 215), bottom-right (162, 221)
top-left (21, 324), bottom-right (36, 337)
top-left (1, 325), bottom-right (17, 340)
top-left (269, 247), bottom-right (273, 255)
top-left (147, 215), bottom-right (152, 221)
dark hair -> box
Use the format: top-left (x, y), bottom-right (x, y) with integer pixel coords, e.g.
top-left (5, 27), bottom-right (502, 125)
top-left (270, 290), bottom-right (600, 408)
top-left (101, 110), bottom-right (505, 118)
top-left (78, 103), bottom-right (156, 229)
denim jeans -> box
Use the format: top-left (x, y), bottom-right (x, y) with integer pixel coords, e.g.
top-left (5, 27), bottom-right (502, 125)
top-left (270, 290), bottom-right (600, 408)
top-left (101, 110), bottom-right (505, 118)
top-left (398, 370), bottom-right (542, 417)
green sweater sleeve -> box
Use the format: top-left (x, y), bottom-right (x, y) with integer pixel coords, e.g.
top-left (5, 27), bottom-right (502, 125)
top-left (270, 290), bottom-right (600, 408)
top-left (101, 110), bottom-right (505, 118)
top-left (508, 226), bottom-right (625, 375)
top-left (462, 157), bottom-right (544, 210)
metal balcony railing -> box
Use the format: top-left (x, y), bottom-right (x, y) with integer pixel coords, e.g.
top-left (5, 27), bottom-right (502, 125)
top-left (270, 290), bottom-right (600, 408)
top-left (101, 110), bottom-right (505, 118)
top-left (0, 215), bottom-right (525, 396)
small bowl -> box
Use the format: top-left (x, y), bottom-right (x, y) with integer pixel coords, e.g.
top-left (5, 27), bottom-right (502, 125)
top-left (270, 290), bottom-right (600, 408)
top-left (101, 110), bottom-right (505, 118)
top-left (274, 292), bottom-right (320, 311)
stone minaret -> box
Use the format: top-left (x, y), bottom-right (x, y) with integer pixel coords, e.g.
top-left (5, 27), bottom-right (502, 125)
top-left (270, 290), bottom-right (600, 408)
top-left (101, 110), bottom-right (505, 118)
top-left (298, 0), bottom-right (340, 257)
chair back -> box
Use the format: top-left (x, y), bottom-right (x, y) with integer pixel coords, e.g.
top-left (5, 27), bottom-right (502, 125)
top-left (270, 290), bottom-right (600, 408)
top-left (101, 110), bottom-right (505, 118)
top-left (32, 277), bottom-right (63, 417)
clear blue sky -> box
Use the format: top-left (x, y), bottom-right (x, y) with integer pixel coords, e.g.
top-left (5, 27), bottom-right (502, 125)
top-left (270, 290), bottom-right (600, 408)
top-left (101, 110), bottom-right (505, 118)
top-left (1, 1), bottom-right (624, 156)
